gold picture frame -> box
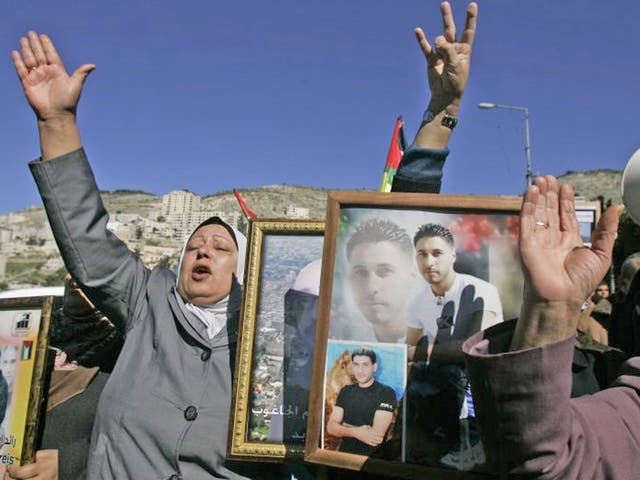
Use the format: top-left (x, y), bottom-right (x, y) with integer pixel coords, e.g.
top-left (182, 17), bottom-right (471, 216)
top-left (0, 296), bottom-right (56, 467)
top-left (229, 219), bottom-right (324, 461)
top-left (305, 190), bottom-right (522, 478)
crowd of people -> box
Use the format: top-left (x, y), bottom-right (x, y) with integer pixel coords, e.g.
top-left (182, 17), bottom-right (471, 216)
top-left (5, 1), bottom-right (640, 480)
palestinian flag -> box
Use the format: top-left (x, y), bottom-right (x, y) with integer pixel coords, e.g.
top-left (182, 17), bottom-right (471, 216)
top-left (380, 116), bottom-right (407, 192)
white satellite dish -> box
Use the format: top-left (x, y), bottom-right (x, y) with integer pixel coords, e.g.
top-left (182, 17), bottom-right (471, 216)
top-left (622, 148), bottom-right (640, 224)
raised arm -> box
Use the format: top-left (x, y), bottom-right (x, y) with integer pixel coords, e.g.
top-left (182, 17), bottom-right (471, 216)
top-left (12, 31), bottom-right (94, 160)
top-left (412, 1), bottom-right (476, 150)
top-left (392, 2), bottom-right (477, 193)
top-left (511, 176), bottom-right (622, 350)
top-left (12, 32), bottom-right (147, 331)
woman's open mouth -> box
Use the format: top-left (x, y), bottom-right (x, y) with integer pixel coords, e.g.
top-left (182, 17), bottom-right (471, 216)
top-left (192, 265), bottom-right (212, 280)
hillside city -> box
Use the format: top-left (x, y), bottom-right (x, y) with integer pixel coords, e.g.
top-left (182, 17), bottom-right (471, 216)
top-left (0, 185), bottom-right (329, 290)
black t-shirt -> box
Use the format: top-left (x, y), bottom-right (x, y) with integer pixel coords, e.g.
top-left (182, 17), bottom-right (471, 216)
top-left (335, 381), bottom-right (396, 455)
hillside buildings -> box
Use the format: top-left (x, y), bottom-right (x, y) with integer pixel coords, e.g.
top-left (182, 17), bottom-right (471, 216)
top-left (0, 186), bottom-right (318, 289)
top-left (162, 190), bottom-right (242, 239)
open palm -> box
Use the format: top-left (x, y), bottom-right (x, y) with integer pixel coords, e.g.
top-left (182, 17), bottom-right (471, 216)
top-left (12, 31), bottom-right (94, 121)
top-left (520, 176), bottom-right (621, 306)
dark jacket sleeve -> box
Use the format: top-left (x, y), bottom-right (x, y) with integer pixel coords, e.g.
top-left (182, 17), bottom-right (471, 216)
top-left (463, 320), bottom-right (640, 479)
top-left (29, 148), bottom-right (149, 333)
top-left (390, 145), bottom-right (448, 193)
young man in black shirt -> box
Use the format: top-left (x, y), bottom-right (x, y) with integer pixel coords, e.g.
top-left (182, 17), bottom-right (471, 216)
top-left (326, 348), bottom-right (396, 455)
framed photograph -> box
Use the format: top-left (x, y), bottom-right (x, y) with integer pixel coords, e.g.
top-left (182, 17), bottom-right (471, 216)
top-left (305, 191), bottom-right (522, 478)
top-left (229, 219), bottom-right (325, 460)
top-left (0, 296), bottom-right (55, 468)
top-left (323, 340), bottom-right (406, 461)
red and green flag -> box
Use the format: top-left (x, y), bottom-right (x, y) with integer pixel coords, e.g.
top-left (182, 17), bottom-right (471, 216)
top-left (379, 116), bottom-right (406, 192)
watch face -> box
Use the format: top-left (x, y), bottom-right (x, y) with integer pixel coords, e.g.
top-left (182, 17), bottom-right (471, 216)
top-left (441, 115), bottom-right (458, 130)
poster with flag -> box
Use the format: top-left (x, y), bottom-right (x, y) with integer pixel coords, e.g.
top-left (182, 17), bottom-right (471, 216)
top-left (379, 116), bottom-right (407, 192)
top-left (0, 296), bottom-right (55, 468)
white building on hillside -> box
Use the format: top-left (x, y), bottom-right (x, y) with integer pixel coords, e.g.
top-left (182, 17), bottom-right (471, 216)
top-left (163, 190), bottom-right (201, 218)
top-left (285, 205), bottom-right (310, 219)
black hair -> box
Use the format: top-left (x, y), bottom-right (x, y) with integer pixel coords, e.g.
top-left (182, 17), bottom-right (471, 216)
top-left (346, 219), bottom-right (413, 260)
top-left (351, 347), bottom-right (377, 364)
top-left (413, 223), bottom-right (454, 247)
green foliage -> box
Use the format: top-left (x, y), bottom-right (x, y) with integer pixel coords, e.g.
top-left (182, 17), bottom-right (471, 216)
top-left (39, 266), bottom-right (68, 286)
top-left (5, 259), bottom-right (45, 278)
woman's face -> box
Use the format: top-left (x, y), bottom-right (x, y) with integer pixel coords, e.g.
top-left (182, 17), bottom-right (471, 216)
top-left (177, 224), bottom-right (238, 305)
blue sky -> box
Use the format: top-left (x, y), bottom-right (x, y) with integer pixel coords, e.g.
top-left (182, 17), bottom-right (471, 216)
top-left (1, 1), bottom-right (638, 215)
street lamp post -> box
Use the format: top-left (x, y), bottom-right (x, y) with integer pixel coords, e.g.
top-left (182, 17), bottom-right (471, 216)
top-left (478, 102), bottom-right (532, 187)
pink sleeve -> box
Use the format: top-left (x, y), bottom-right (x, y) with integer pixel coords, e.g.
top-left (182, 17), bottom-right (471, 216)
top-left (464, 321), bottom-right (640, 479)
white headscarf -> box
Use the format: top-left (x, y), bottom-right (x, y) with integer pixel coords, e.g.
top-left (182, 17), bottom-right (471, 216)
top-left (175, 217), bottom-right (247, 339)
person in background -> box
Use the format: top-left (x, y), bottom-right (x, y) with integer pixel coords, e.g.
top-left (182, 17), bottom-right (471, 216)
top-left (585, 280), bottom-right (613, 338)
top-left (617, 253), bottom-right (640, 298)
top-left (609, 252), bottom-right (640, 355)
top-left (595, 282), bottom-right (611, 301)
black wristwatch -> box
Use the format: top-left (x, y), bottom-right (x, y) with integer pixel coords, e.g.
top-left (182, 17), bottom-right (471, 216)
top-left (423, 109), bottom-right (458, 130)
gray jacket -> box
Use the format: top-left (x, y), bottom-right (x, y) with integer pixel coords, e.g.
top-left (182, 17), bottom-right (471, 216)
top-left (30, 149), bottom-right (248, 479)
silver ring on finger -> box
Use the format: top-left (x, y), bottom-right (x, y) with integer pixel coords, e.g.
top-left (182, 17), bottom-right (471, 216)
top-left (534, 220), bottom-right (549, 229)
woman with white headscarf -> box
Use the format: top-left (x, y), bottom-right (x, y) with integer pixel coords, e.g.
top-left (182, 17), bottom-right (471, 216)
top-left (12, 32), bottom-right (250, 479)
